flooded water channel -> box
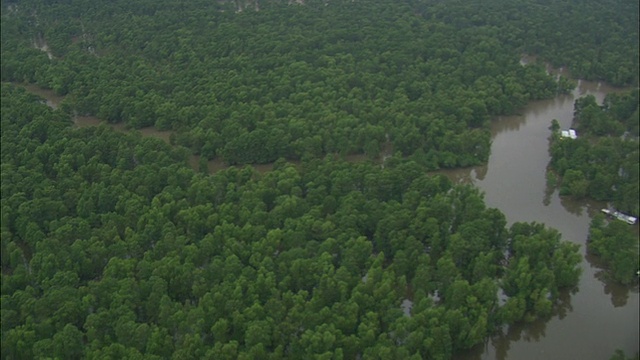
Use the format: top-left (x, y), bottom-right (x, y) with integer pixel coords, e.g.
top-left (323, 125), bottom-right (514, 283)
top-left (448, 80), bottom-right (639, 360)
top-left (18, 84), bottom-right (289, 174)
top-left (15, 78), bottom-right (639, 359)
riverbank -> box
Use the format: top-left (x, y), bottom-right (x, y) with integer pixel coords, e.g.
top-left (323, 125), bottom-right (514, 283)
top-left (448, 78), bottom-right (638, 360)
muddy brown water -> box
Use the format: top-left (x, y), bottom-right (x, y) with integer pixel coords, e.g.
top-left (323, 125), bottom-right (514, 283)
top-left (16, 79), bottom-right (639, 359)
top-left (446, 79), bottom-right (639, 360)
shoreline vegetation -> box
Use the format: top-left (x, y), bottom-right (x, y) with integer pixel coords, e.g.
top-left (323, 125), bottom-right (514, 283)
top-left (547, 89), bottom-right (639, 287)
top-left (547, 89), bottom-right (639, 216)
top-left (1, 0), bottom-right (638, 358)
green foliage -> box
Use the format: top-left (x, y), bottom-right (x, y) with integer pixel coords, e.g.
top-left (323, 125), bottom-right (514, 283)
top-left (550, 90), bottom-right (639, 215)
top-left (6, 0), bottom-right (636, 167)
top-left (574, 95), bottom-right (626, 137)
top-left (557, 77), bottom-right (577, 94)
top-left (0, 85), bottom-right (582, 359)
top-left (426, 0), bottom-right (638, 86)
top-left (501, 222), bottom-right (581, 322)
top-left (589, 215), bottom-right (639, 285)
top-left (3, 0), bottom-right (633, 357)
top-left (560, 169), bottom-right (589, 198)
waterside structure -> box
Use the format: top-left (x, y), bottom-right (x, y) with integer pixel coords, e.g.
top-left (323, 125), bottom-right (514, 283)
top-left (601, 209), bottom-right (638, 225)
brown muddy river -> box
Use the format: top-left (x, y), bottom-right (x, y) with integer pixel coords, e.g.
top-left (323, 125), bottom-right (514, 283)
top-left (16, 78), bottom-right (639, 359)
top-left (448, 80), bottom-right (639, 360)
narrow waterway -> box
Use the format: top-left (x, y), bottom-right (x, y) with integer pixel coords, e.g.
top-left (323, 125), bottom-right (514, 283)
top-left (448, 80), bottom-right (639, 360)
top-left (17, 84), bottom-right (298, 174)
top-left (17, 83), bottom-right (392, 174)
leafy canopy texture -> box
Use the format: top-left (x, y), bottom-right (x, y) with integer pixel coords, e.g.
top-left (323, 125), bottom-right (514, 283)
top-left (0, 85), bottom-right (582, 359)
top-left (3, 0), bottom-right (637, 165)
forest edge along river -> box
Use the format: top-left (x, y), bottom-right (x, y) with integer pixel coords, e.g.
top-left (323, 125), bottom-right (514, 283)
top-left (12, 72), bottom-right (639, 359)
top-left (445, 77), bottom-right (639, 360)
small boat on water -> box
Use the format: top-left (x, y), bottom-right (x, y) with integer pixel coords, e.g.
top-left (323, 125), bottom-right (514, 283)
top-left (601, 209), bottom-right (638, 225)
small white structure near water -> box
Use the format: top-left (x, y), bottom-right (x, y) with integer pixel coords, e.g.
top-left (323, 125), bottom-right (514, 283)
top-left (601, 209), bottom-right (637, 225)
top-left (561, 129), bottom-right (577, 139)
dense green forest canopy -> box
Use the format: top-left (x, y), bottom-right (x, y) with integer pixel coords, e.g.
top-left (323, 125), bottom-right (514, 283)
top-left (0, 84), bottom-right (582, 359)
top-left (1, 0), bottom-right (638, 358)
top-left (588, 215), bottom-right (639, 286)
top-left (2, 0), bottom-right (637, 166)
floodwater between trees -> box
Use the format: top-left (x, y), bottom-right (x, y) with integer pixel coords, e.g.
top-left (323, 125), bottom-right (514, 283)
top-left (447, 80), bottom-right (639, 360)
top-left (16, 79), bottom-right (639, 359)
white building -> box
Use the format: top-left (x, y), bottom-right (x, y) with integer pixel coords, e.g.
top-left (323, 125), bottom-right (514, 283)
top-left (561, 129), bottom-right (577, 139)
